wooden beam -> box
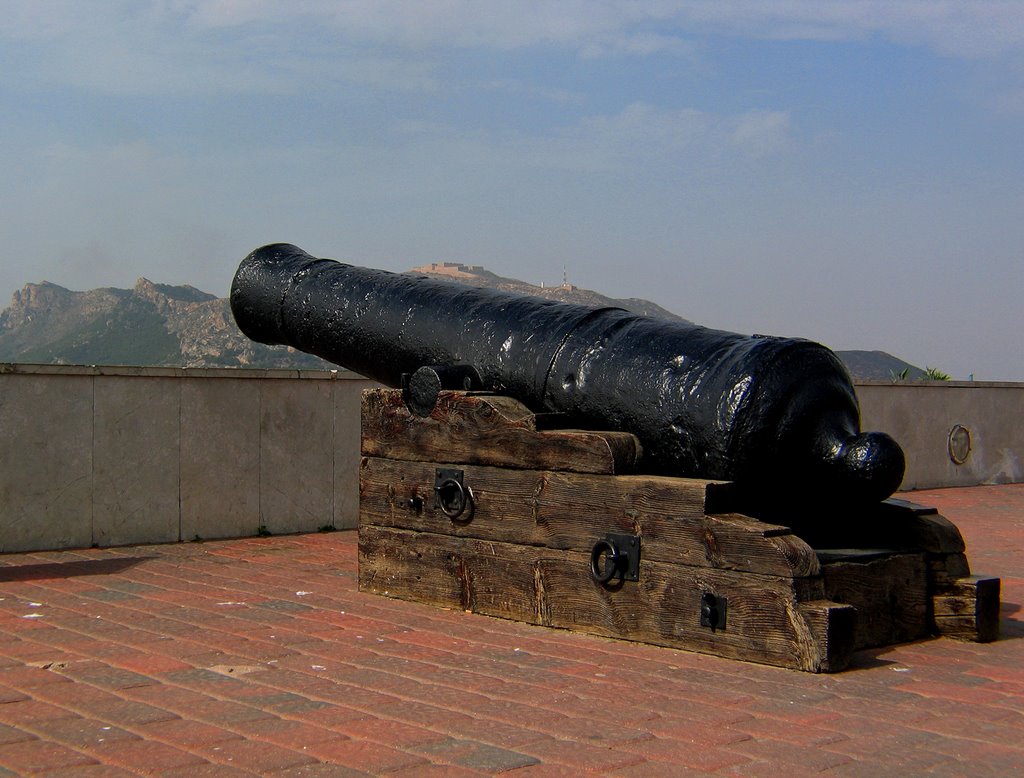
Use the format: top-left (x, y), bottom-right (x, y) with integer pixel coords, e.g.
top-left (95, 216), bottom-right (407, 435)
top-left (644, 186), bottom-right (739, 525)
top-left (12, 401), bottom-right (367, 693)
top-left (819, 553), bottom-right (929, 649)
top-left (361, 389), bottom-right (642, 474)
top-left (360, 456), bottom-right (818, 578)
top-left (358, 525), bottom-right (855, 673)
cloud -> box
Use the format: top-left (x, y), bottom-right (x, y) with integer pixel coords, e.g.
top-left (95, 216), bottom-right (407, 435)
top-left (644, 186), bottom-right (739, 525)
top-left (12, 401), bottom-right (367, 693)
top-left (0, 1), bottom-right (439, 95)
top-left (181, 1), bottom-right (1024, 58)
top-left (558, 103), bottom-right (715, 171)
top-left (664, 1), bottom-right (1024, 59)
top-left (0, 0), bottom-right (87, 40)
top-left (181, 0), bottom-right (680, 51)
top-left (481, 80), bottom-right (585, 105)
top-left (730, 110), bottom-right (792, 157)
top-left (579, 32), bottom-right (695, 59)
top-left (5, 1), bottom-right (1023, 99)
top-left (450, 102), bottom-right (795, 175)
top-left (177, 1), bottom-right (1024, 59)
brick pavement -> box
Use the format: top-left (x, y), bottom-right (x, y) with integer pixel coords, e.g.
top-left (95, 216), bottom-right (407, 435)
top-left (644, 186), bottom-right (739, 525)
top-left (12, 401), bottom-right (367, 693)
top-left (0, 484), bottom-right (1021, 776)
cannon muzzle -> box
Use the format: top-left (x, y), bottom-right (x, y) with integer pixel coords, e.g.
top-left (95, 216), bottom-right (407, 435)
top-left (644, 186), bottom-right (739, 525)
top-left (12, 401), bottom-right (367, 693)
top-left (231, 243), bottom-right (905, 506)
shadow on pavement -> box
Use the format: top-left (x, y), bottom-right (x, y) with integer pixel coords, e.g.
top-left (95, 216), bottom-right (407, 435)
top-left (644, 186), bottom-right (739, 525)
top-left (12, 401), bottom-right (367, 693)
top-left (0, 556), bottom-right (156, 582)
top-left (1000, 602), bottom-right (1024, 639)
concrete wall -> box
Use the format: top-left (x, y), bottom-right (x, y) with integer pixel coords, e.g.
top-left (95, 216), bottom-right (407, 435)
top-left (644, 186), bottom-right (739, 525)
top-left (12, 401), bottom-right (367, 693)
top-left (0, 364), bottom-right (374, 553)
top-left (1, 365), bottom-right (1020, 552)
top-left (856, 380), bottom-right (1024, 491)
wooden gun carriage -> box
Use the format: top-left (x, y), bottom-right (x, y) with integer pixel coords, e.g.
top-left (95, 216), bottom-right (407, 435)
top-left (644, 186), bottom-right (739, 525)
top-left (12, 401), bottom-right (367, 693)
top-left (358, 389), bottom-right (999, 673)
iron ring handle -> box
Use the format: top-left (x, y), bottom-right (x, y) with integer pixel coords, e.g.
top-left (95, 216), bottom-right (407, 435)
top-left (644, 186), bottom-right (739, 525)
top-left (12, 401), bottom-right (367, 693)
top-left (436, 478), bottom-right (468, 519)
top-left (590, 539), bottom-right (622, 584)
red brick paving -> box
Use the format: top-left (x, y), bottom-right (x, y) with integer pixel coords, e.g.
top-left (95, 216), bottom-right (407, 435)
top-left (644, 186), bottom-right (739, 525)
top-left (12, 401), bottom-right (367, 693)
top-left (0, 484), bottom-right (1019, 775)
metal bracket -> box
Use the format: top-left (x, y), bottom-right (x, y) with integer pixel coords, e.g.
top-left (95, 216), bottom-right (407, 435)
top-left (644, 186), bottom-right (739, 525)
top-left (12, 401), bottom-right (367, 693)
top-left (434, 468), bottom-right (470, 520)
top-left (589, 533), bottom-right (641, 584)
top-left (700, 592), bottom-right (728, 631)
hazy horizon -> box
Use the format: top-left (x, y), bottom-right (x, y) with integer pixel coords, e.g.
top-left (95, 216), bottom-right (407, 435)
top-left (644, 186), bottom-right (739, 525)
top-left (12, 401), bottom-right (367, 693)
top-left (2, 2), bottom-right (1022, 380)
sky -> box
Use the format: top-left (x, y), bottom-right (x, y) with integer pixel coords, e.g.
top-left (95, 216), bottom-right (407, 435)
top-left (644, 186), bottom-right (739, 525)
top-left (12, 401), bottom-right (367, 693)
top-left (1, 1), bottom-right (1022, 381)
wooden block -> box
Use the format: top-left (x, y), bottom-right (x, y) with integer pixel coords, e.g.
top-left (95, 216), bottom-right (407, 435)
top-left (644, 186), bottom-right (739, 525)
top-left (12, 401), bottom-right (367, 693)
top-left (926, 552), bottom-right (971, 586)
top-left (819, 553), bottom-right (929, 649)
top-left (360, 456), bottom-right (819, 578)
top-left (933, 576), bottom-right (1000, 642)
top-left (797, 601), bottom-right (858, 673)
top-left (358, 525), bottom-right (849, 672)
top-left (361, 389), bottom-right (642, 474)
top-left (901, 513), bottom-right (967, 554)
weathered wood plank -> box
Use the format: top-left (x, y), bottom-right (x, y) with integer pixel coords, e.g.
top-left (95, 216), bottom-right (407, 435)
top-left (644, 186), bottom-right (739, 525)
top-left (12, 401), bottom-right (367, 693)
top-left (797, 601), bottom-right (858, 673)
top-left (819, 554), bottom-right (929, 649)
top-left (358, 525), bottom-right (852, 672)
top-left (903, 512), bottom-right (968, 554)
top-left (361, 389), bottom-right (642, 474)
top-left (933, 576), bottom-right (1000, 643)
top-left (360, 456), bottom-right (819, 578)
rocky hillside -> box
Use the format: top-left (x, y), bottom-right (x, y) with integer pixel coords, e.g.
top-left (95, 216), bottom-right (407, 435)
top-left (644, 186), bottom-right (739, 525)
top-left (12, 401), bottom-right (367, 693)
top-left (0, 278), bottom-right (330, 369)
top-left (0, 264), bottom-right (921, 378)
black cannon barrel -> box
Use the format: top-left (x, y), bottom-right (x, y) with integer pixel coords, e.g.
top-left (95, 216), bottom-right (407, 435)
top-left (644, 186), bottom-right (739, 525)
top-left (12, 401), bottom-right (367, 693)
top-left (231, 243), bottom-right (905, 505)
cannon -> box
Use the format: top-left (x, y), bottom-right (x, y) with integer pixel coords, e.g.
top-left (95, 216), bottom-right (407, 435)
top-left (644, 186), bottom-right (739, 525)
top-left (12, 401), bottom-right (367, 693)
top-left (231, 243), bottom-right (997, 672)
top-left (231, 242), bottom-right (904, 506)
